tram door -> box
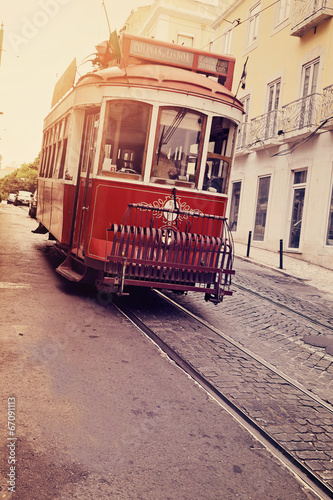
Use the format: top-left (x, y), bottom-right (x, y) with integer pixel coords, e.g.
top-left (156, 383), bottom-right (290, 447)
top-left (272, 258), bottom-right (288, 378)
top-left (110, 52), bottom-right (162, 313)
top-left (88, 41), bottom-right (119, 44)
top-left (73, 109), bottom-right (100, 258)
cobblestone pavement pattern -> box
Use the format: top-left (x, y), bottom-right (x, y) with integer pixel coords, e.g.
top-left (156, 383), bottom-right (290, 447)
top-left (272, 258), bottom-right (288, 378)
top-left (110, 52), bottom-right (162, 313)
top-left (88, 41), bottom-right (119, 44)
top-left (119, 252), bottom-right (333, 492)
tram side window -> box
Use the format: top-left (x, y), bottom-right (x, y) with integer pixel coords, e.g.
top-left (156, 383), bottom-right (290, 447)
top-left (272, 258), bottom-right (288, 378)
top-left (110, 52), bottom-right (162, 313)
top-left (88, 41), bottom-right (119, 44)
top-left (99, 100), bottom-right (151, 178)
top-left (54, 117), bottom-right (70, 179)
top-left (39, 131), bottom-right (48, 177)
top-left (39, 117), bottom-right (70, 179)
top-left (151, 107), bottom-right (205, 188)
top-left (203, 117), bottom-right (236, 195)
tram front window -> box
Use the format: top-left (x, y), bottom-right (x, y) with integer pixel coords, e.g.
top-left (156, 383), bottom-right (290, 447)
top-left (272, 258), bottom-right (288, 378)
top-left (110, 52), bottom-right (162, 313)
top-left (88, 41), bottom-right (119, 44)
top-left (99, 100), bottom-right (151, 178)
top-left (151, 108), bottom-right (205, 187)
top-left (203, 117), bottom-right (235, 195)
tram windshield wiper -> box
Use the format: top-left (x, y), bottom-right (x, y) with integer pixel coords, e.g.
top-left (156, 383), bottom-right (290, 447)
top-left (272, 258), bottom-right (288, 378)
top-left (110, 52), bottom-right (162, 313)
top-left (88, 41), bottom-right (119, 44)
top-left (157, 108), bottom-right (187, 165)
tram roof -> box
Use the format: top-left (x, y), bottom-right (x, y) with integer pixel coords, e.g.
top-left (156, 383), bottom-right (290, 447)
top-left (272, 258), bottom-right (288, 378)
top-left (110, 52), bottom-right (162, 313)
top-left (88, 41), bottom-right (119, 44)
top-left (75, 63), bottom-right (243, 112)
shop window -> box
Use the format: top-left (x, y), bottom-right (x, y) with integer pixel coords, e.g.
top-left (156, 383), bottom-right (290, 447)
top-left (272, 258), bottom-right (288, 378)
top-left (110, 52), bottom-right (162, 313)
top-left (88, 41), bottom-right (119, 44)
top-left (326, 184), bottom-right (333, 245)
top-left (253, 176), bottom-right (271, 241)
top-left (288, 169), bottom-right (307, 249)
top-left (229, 181), bottom-right (241, 231)
top-left (99, 100), bottom-right (151, 179)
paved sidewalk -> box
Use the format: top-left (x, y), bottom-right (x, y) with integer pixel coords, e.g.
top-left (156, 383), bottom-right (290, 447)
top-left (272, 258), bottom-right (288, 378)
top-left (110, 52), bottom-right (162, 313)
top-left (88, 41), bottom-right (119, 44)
top-left (234, 242), bottom-right (333, 297)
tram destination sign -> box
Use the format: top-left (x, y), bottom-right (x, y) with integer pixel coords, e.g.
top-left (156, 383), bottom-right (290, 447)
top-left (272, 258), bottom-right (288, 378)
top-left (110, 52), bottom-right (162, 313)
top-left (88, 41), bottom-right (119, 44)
top-left (197, 55), bottom-right (229, 76)
top-left (130, 39), bottom-right (194, 68)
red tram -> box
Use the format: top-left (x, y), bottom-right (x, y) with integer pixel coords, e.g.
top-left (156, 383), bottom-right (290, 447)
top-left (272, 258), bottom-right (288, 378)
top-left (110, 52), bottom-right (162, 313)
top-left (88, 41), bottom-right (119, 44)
top-left (36, 33), bottom-right (244, 304)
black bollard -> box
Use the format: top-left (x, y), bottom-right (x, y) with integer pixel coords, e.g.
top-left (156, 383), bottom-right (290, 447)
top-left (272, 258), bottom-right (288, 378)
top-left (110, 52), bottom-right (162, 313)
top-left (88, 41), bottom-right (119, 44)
top-left (246, 231), bottom-right (252, 258)
top-left (279, 239), bottom-right (283, 269)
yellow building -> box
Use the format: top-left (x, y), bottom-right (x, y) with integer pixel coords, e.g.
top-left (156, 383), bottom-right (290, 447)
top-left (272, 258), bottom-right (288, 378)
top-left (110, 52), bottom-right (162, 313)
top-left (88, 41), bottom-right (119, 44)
top-left (122, 0), bottom-right (218, 49)
top-left (123, 0), bottom-right (333, 268)
top-left (213, 0), bottom-right (333, 268)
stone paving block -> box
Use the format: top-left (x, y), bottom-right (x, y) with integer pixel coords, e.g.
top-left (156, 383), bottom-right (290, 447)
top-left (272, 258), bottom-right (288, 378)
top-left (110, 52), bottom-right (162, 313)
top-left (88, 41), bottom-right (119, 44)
top-left (295, 432), bottom-right (316, 442)
top-left (295, 450), bottom-right (330, 460)
top-left (318, 470), bottom-right (333, 481)
top-left (304, 460), bottom-right (327, 471)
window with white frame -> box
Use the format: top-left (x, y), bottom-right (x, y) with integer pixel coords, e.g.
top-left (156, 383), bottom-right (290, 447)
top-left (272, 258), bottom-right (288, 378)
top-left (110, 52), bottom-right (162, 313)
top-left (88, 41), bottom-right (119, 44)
top-left (238, 95), bottom-right (250, 148)
top-left (221, 29), bottom-right (232, 55)
top-left (302, 58), bottom-right (319, 97)
top-left (246, 2), bottom-right (260, 47)
top-left (265, 79), bottom-right (281, 138)
top-left (275, 0), bottom-right (290, 25)
top-left (177, 34), bottom-right (194, 47)
top-left (253, 176), bottom-right (271, 241)
top-left (298, 58), bottom-right (320, 128)
top-left (229, 181), bottom-right (242, 231)
top-left (288, 170), bottom-right (307, 249)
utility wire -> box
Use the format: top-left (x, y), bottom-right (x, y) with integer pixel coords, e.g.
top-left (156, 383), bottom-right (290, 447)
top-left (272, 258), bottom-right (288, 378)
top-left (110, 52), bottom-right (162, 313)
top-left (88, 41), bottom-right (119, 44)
top-left (201, 0), bottom-right (280, 50)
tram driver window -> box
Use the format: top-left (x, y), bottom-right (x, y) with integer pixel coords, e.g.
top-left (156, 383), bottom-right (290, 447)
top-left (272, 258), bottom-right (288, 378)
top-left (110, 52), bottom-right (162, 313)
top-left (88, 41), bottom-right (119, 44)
top-left (151, 108), bottom-right (205, 188)
top-left (99, 100), bottom-right (151, 178)
top-left (203, 117), bottom-right (236, 194)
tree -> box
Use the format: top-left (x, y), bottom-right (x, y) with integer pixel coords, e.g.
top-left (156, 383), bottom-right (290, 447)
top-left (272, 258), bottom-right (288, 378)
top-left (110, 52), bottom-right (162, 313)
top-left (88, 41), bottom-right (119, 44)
top-left (0, 155), bottom-right (39, 199)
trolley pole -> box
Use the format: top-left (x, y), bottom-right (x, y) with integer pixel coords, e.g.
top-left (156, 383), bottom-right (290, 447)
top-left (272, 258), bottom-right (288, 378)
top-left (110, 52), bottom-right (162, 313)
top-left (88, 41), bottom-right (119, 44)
top-left (246, 231), bottom-right (252, 258)
top-left (279, 239), bottom-right (283, 269)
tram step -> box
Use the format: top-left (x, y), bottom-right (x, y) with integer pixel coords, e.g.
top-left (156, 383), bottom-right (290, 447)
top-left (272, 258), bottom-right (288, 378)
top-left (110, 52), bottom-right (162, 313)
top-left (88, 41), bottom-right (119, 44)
top-left (56, 256), bottom-right (86, 282)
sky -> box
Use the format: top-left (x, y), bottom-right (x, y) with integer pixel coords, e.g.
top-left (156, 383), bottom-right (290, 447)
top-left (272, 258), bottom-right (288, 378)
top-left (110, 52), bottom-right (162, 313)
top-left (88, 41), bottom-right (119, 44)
top-left (0, 0), bottom-right (153, 168)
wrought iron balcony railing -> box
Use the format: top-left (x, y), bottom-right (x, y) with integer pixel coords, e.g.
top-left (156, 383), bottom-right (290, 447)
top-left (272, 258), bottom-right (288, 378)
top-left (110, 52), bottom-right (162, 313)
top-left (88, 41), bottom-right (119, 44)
top-left (321, 84), bottom-right (333, 123)
top-left (282, 93), bottom-right (322, 133)
top-left (248, 109), bottom-right (282, 144)
top-left (290, 0), bottom-right (333, 37)
top-left (236, 122), bottom-right (250, 149)
top-left (235, 92), bottom-right (324, 151)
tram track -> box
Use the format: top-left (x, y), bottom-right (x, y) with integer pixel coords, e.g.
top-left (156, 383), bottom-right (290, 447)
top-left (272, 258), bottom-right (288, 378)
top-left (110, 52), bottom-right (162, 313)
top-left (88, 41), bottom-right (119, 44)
top-left (233, 282), bottom-right (333, 333)
top-left (112, 290), bottom-right (333, 500)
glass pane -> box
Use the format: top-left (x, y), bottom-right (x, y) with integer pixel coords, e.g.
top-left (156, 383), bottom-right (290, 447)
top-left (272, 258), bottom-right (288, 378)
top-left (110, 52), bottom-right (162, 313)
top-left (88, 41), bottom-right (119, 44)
top-left (253, 176), bottom-right (271, 241)
top-left (311, 61), bottom-right (319, 94)
top-left (303, 66), bottom-right (310, 97)
top-left (81, 113), bottom-right (100, 174)
top-left (268, 85), bottom-right (274, 112)
top-left (326, 186), bottom-right (333, 245)
top-left (289, 187), bottom-right (305, 248)
top-left (294, 170), bottom-right (307, 184)
top-left (151, 107), bottom-right (205, 187)
top-left (203, 117), bottom-right (233, 194)
top-left (275, 82), bottom-right (280, 108)
top-left (229, 181), bottom-right (241, 231)
top-left (100, 101), bottom-right (151, 177)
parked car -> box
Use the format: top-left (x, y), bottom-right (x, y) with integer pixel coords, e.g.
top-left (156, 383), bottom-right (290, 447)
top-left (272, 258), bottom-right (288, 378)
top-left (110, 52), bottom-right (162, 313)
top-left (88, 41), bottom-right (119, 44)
top-left (7, 193), bottom-right (18, 204)
top-left (16, 190), bottom-right (33, 206)
top-left (29, 190), bottom-right (37, 218)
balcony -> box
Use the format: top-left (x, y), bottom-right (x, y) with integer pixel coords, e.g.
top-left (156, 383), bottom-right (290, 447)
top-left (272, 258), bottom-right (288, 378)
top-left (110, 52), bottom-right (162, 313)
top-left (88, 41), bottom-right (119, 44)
top-left (321, 84), bottom-right (333, 126)
top-left (290, 0), bottom-right (333, 37)
top-left (281, 93), bottom-right (322, 135)
top-left (237, 122), bottom-right (250, 151)
top-left (248, 110), bottom-right (282, 146)
top-left (235, 92), bottom-right (323, 151)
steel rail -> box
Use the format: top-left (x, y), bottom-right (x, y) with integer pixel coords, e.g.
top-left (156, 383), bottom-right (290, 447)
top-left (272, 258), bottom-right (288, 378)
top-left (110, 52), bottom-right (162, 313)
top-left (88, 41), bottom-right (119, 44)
top-left (233, 282), bottom-right (333, 333)
top-left (155, 289), bottom-right (333, 413)
top-left (112, 294), bottom-right (333, 500)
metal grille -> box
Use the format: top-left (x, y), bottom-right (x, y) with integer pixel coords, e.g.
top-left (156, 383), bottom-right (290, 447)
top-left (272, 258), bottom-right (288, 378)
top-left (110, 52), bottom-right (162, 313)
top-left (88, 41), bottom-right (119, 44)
top-left (103, 204), bottom-right (234, 303)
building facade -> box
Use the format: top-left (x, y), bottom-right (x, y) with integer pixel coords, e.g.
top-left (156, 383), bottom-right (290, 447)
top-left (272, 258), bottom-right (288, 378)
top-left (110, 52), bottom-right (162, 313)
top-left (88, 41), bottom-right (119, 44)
top-left (122, 0), bottom-right (333, 269)
top-left (122, 0), bottom-right (220, 49)
top-left (212, 0), bottom-right (333, 269)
